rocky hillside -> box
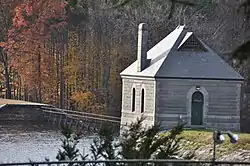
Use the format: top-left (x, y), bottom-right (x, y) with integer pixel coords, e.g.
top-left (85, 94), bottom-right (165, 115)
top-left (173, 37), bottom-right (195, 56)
top-left (178, 130), bottom-right (250, 162)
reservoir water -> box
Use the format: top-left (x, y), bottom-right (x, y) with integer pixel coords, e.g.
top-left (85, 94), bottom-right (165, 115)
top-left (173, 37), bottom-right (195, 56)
top-left (0, 122), bottom-right (94, 163)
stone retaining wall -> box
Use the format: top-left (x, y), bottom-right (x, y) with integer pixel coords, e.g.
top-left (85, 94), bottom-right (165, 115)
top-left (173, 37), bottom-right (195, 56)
top-left (0, 105), bottom-right (44, 122)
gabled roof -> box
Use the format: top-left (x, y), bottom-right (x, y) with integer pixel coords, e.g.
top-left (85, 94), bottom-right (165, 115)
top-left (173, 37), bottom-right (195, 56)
top-left (120, 25), bottom-right (244, 81)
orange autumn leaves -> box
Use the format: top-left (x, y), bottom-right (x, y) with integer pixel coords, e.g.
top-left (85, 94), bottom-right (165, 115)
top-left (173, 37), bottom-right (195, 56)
top-left (0, 0), bottom-right (106, 113)
top-left (0, 0), bottom-right (67, 92)
top-left (71, 91), bottom-right (105, 114)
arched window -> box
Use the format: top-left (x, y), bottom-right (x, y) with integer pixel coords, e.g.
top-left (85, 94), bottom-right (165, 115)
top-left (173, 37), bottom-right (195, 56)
top-left (141, 89), bottom-right (145, 113)
top-left (132, 88), bottom-right (135, 112)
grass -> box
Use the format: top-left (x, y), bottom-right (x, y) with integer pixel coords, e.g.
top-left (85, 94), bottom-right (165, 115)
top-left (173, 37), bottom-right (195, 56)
top-left (179, 129), bottom-right (250, 154)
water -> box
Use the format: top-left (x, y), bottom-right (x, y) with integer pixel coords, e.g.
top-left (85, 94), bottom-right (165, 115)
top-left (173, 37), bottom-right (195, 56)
top-left (0, 122), bottom-right (94, 163)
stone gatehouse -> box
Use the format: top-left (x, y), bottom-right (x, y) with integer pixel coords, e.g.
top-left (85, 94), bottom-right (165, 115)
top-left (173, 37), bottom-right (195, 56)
top-left (120, 23), bottom-right (244, 131)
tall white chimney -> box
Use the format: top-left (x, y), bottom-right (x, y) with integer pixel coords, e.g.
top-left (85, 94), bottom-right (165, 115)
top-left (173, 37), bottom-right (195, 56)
top-left (137, 23), bottom-right (148, 72)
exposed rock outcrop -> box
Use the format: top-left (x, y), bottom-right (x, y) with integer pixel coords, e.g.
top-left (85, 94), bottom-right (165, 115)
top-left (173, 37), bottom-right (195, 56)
top-left (179, 141), bottom-right (250, 162)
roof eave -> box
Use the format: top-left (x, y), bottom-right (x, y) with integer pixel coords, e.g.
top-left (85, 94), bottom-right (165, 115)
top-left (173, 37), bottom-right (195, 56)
top-left (155, 76), bottom-right (244, 81)
top-left (121, 74), bottom-right (244, 81)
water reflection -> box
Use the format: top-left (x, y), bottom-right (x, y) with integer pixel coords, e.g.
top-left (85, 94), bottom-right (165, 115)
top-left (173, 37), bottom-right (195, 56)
top-left (0, 122), bottom-right (93, 163)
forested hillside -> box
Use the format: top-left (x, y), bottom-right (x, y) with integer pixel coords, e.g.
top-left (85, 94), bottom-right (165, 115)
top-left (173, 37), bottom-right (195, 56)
top-left (0, 0), bottom-right (249, 118)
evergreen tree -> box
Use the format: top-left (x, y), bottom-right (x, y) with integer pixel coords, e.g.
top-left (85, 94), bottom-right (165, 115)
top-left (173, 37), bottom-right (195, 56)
top-left (89, 117), bottom-right (185, 166)
top-left (89, 125), bottom-right (119, 166)
top-left (119, 116), bottom-right (185, 160)
top-left (56, 124), bottom-right (88, 165)
top-left (57, 118), bottom-right (185, 166)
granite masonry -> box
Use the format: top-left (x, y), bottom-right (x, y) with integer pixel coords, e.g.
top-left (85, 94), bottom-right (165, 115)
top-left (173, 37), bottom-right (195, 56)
top-left (120, 23), bottom-right (244, 131)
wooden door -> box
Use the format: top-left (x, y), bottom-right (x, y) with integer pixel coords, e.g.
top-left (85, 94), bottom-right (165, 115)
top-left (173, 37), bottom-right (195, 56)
top-left (191, 91), bottom-right (204, 125)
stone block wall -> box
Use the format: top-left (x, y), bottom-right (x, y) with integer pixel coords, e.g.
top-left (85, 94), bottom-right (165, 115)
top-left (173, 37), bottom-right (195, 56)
top-left (120, 77), bottom-right (156, 128)
top-left (155, 78), bottom-right (242, 131)
top-left (0, 105), bottom-right (44, 122)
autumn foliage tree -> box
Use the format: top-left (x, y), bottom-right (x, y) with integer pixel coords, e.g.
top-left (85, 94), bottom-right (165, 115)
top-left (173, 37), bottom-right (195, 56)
top-left (71, 91), bottom-right (105, 114)
top-left (0, 0), bottom-right (67, 102)
top-left (0, 0), bottom-right (21, 99)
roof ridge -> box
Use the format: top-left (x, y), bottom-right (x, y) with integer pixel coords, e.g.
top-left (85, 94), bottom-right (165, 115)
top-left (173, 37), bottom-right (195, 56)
top-left (154, 27), bottom-right (188, 76)
top-left (147, 25), bottom-right (185, 59)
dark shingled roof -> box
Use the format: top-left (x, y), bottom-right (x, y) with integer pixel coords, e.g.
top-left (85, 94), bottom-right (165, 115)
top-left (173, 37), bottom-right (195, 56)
top-left (120, 25), bottom-right (244, 81)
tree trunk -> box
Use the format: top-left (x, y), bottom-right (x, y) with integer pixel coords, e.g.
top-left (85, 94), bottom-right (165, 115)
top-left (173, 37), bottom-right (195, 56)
top-left (13, 85), bottom-right (16, 99)
top-left (3, 54), bottom-right (11, 99)
top-left (56, 44), bottom-right (60, 107)
top-left (59, 31), bottom-right (67, 109)
top-left (38, 50), bottom-right (42, 103)
top-left (24, 86), bottom-right (28, 101)
top-left (18, 79), bottom-right (22, 100)
top-left (59, 49), bottom-right (64, 108)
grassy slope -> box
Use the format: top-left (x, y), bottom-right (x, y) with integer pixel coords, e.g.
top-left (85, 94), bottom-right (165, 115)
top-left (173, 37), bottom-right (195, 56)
top-left (179, 130), bottom-right (250, 156)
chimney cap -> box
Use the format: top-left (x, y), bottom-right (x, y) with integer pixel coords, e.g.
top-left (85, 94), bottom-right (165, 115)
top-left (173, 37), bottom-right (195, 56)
top-left (138, 23), bottom-right (148, 31)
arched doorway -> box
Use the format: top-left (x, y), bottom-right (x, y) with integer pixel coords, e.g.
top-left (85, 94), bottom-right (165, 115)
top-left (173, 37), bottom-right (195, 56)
top-left (191, 91), bottom-right (204, 125)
